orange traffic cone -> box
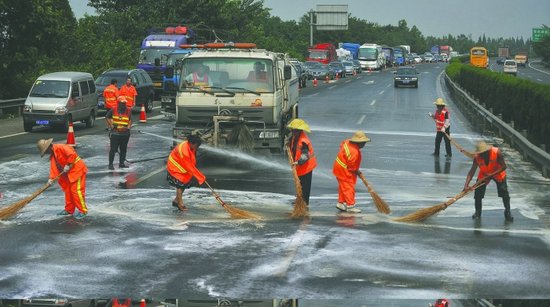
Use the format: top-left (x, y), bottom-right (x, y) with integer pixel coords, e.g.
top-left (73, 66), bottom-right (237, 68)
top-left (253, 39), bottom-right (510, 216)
top-left (66, 121), bottom-right (76, 146)
top-left (139, 104), bottom-right (147, 123)
top-left (335, 73), bottom-right (339, 81)
top-left (313, 78), bottom-right (318, 87)
top-left (140, 299), bottom-right (146, 307)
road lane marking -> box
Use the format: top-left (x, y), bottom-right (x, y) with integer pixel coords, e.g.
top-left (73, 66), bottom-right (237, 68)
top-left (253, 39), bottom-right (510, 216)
top-left (356, 114), bottom-right (366, 125)
top-left (0, 132), bottom-right (27, 139)
top-left (328, 85), bottom-right (336, 90)
top-left (370, 100), bottom-right (376, 106)
top-left (275, 219), bottom-right (310, 277)
top-left (378, 90), bottom-right (385, 95)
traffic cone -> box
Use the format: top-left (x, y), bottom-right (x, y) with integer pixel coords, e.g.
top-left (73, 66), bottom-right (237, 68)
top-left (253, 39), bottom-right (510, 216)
top-left (66, 121), bottom-right (76, 147)
top-left (335, 73), bottom-right (339, 81)
top-left (140, 299), bottom-right (146, 307)
top-left (313, 78), bottom-right (318, 87)
top-left (139, 104), bottom-right (147, 123)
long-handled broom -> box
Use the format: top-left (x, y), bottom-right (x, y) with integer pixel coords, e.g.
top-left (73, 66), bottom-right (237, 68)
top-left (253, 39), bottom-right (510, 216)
top-left (443, 132), bottom-right (475, 159)
top-left (0, 172), bottom-right (64, 220)
top-left (427, 113), bottom-right (475, 159)
top-left (393, 179), bottom-right (486, 223)
top-left (285, 147), bottom-right (309, 218)
top-left (204, 180), bottom-right (261, 219)
top-left (358, 172), bottom-right (391, 214)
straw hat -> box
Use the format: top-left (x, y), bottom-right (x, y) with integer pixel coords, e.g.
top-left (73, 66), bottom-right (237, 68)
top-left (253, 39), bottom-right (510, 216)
top-left (287, 118), bottom-right (311, 133)
top-left (349, 131), bottom-right (370, 143)
top-left (475, 141), bottom-right (491, 153)
top-left (37, 138), bottom-right (53, 157)
top-left (434, 97), bottom-right (446, 106)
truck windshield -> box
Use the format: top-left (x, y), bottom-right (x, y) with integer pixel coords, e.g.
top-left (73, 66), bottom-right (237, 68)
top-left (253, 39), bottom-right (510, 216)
top-left (308, 51), bottom-right (328, 60)
top-left (30, 80), bottom-right (70, 98)
top-left (138, 49), bottom-right (173, 65)
top-left (358, 48), bottom-right (378, 60)
top-left (179, 58), bottom-right (274, 93)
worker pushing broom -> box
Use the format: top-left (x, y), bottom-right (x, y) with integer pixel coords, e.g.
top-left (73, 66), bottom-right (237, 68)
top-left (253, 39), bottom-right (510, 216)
top-left (286, 119), bottom-right (317, 218)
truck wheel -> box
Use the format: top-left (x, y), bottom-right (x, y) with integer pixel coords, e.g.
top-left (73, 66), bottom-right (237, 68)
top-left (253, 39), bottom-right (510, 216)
top-left (24, 121), bottom-right (33, 132)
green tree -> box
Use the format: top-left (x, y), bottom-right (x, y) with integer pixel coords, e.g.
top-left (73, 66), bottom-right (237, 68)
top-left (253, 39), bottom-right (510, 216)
top-left (0, 0), bottom-right (77, 98)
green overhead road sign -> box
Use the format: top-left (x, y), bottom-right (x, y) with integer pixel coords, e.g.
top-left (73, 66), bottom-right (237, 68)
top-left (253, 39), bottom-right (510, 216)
top-left (532, 28), bottom-right (549, 42)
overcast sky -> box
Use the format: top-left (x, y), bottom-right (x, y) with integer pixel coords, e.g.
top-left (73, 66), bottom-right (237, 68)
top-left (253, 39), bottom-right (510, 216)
top-left (69, 0), bottom-right (548, 40)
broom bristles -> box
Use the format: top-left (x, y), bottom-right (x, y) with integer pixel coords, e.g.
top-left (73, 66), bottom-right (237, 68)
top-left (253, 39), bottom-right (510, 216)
top-left (0, 182), bottom-right (52, 220)
top-left (393, 202), bottom-right (448, 223)
top-left (223, 203), bottom-right (262, 220)
top-left (359, 173), bottom-right (391, 214)
top-left (290, 195), bottom-right (309, 218)
top-left (370, 191), bottom-right (391, 214)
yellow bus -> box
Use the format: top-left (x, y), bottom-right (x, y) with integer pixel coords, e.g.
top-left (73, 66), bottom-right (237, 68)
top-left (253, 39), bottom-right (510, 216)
top-left (470, 46), bottom-right (489, 68)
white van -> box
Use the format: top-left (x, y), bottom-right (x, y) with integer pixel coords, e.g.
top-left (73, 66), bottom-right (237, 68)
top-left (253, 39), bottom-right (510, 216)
top-left (23, 72), bottom-right (98, 132)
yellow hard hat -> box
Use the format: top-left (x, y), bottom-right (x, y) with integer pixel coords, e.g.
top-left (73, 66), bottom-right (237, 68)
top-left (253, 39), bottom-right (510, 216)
top-left (349, 131), bottom-right (370, 143)
top-left (434, 98), bottom-right (446, 106)
top-left (37, 138), bottom-right (53, 157)
top-left (287, 118), bottom-right (311, 133)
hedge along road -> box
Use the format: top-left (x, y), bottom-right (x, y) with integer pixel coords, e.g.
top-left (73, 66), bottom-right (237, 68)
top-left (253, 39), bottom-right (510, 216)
top-left (0, 63), bottom-right (550, 299)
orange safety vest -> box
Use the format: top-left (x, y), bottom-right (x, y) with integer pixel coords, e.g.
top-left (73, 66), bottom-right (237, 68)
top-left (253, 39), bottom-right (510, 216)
top-left (193, 73), bottom-right (209, 86)
top-left (332, 140), bottom-right (362, 184)
top-left (166, 141), bottom-right (206, 184)
top-left (118, 84), bottom-right (137, 108)
top-left (475, 146), bottom-right (506, 182)
top-left (49, 144), bottom-right (87, 183)
top-left (289, 131), bottom-right (317, 176)
top-left (103, 84), bottom-right (119, 109)
top-left (112, 107), bottom-right (131, 130)
top-left (435, 108), bottom-right (448, 131)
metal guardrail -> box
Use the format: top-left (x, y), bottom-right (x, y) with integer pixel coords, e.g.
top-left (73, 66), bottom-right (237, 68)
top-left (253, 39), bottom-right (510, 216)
top-left (445, 73), bottom-right (550, 178)
top-left (0, 98), bottom-right (26, 116)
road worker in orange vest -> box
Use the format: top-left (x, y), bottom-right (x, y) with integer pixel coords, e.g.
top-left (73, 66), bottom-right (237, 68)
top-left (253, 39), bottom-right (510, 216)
top-left (37, 138), bottom-right (88, 219)
top-left (103, 78), bottom-right (119, 111)
top-left (166, 134), bottom-right (206, 211)
top-left (118, 77), bottom-right (138, 109)
top-left (429, 97), bottom-right (452, 158)
top-left (185, 64), bottom-right (212, 87)
top-left (464, 141), bottom-right (513, 222)
top-left (332, 131), bottom-right (370, 213)
top-left (287, 118), bottom-right (317, 205)
top-left (105, 97), bottom-right (132, 170)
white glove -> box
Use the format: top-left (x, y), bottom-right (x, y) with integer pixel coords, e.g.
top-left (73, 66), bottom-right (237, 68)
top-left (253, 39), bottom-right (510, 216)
top-left (428, 112), bottom-right (433, 117)
top-left (63, 165), bottom-right (71, 173)
top-left (47, 179), bottom-right (54, 185)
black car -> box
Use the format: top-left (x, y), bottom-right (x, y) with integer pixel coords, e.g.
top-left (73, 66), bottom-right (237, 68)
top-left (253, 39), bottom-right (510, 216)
top-left (393, 66), bottom-right (418, 88)
top-left (496, 56), bottom-right (510, 65)
top-left (95, 68), bottom-right (155, 113)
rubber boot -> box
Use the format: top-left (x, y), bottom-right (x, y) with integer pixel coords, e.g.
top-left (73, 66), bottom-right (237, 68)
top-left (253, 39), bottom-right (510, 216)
top-left (472, 198), bottom-right (482, 219)
top-left (503, 197), bottom-right (514, 222)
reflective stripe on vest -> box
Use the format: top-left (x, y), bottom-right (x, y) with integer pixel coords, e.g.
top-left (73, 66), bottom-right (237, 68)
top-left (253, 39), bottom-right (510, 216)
top-left (168, 141), bottom-right (189, 174)
top-left (112, 108), bottom-right (130, 127)
top-left (335, 142), bottom-right (352, 169)
top-left (435, 109), bottom-right (447, 130)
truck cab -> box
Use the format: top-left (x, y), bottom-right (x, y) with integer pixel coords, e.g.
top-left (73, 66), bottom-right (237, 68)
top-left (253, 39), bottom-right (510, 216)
top-left (173, 43), bottom-right (300, 154)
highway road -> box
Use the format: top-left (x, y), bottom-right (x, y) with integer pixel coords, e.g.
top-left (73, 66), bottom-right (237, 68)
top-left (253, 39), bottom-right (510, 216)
top-left (1, 62), bottom-right (549, 302)
top-left (489, 58), bottom-right (550, 84)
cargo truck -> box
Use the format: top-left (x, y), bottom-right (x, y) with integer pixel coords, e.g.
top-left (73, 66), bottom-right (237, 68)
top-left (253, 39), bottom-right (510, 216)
top-left (306, 43), bottom-right (337, 64)
top-left (172, 43), bottom-right (300, 154)
top-left (514, 51), bottom-right (528, 67)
